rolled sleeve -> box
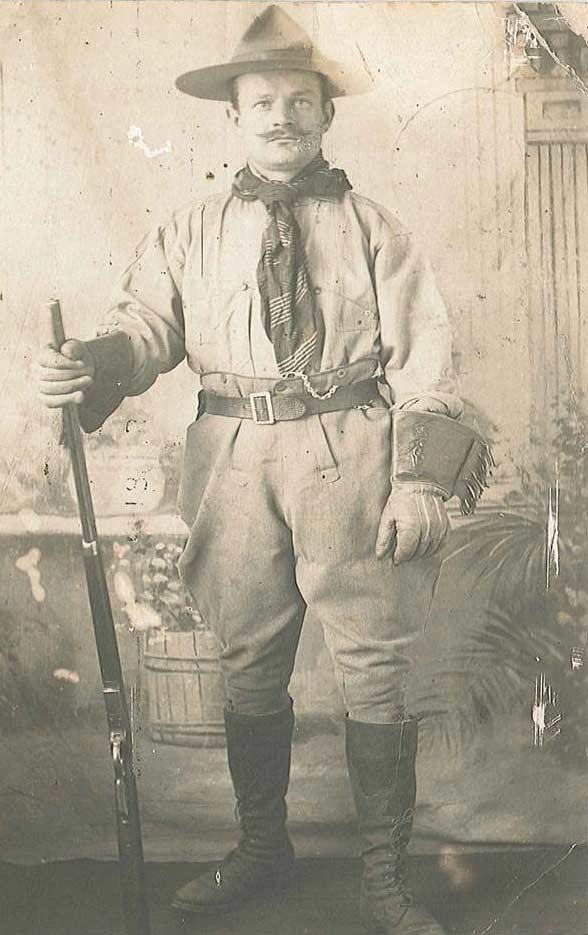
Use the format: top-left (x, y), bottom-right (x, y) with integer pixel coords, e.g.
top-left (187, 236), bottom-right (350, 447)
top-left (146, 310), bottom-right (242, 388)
top-left (96, 221), bottom-right (187, 397)
top-left (78, 219), bottom-right (188, 432)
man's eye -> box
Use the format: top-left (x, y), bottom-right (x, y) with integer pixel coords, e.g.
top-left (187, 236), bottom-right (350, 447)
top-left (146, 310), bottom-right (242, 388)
top-left (294, 99), bottom-right (311, 108)
top-left (254, 101), bottom-right (271, 110)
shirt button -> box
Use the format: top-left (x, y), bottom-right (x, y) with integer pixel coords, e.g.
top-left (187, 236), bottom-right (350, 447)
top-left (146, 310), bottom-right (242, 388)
top-left (242, 283), bottom-right (249, 291)
top-left (337, 368), bottom-right (346, 378)
top-left (314, 286), bottom-right (322, 294)
top-left (220, 374), bottom-right (228, 384)
top-left (275, 381), bottom-right (287, 392)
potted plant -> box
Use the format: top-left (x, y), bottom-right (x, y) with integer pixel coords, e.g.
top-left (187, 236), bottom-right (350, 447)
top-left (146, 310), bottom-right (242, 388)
top-left (111, 521), bottom-right (226, 747)
top-left (505, 395), bottom-right (588, 765)
top-left (413, 393), bottom-right (588, 764)
top-left (406, 511), bottom-right (565, 754)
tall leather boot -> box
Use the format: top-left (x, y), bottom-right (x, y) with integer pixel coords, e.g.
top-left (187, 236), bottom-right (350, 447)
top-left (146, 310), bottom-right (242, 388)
top-left (172, 702), bottom-right (296, 914)
top-left (346, 717), bottom-right (447, 935)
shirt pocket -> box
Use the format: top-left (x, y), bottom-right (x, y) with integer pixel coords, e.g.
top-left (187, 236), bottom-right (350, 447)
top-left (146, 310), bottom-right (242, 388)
top-left (189, 279), bottom-right (253, 346)
top-left (321, 287), bottom-right (378, 334)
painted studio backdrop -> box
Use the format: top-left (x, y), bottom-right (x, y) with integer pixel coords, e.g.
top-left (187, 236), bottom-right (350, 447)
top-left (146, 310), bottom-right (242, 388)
top-left (1, 1), bottom-right (588, 862)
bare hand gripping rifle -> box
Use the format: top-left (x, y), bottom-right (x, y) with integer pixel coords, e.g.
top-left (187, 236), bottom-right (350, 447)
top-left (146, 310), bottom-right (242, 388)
top-left (46, 300), bottom-right (151, 935)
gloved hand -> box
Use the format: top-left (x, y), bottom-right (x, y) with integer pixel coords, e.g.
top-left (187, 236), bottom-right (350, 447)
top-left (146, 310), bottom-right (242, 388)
top-left (375, 483), bottom-right (449, 563)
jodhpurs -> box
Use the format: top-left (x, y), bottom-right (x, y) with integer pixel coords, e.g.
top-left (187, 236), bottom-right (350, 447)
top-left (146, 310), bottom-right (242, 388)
top-left (177, 361), bottom-right (439, 723)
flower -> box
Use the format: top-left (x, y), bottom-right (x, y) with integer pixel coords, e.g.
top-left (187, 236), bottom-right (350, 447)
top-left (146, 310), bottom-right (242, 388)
top-left (113, 542), bottom-right (131, 560)
top-left (114, 527), bottom-right (207, 632)
top-left (125, 602), bottom-right (162, 631)
top-left (114, 570), bottom-right (136, 605)
top-left (53, 668), bottom-right (80, 685)
top-left (161, 592), bottom-right (182, 608)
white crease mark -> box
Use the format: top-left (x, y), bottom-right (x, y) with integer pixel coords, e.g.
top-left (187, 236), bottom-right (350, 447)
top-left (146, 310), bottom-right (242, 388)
top-left (15, 547), bottom-right (46, 603)
top-left (532, 672), bottom-right (561, 747)
top-left (512, 4), bottom-right (588, 94)
top-left (391, 87), bottom-right (513, 153)
top-left (545, 466), bottom-right (560, 590)
top-left (475, 845), bottom-right (578, 935)
top-left (571, 648), bottom-right (584, 670)
top-left (127, 125), bottom-right (172, 159)
top-left (354, 42), bottom-right (375, 82)
top-left (505, 8), bottom-right (540, 71)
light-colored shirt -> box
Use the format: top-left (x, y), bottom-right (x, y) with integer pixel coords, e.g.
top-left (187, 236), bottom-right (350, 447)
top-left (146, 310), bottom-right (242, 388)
top-left (96, 189), bottom-right (463, 418)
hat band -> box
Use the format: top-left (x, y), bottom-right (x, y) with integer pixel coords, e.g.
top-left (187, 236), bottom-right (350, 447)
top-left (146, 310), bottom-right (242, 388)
top-left (231, 47), bottom-right (316, 68)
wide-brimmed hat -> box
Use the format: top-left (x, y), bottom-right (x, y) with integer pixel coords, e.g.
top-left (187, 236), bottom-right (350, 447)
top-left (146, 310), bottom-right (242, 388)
top-left (175, 5), bottom-right (371, 101)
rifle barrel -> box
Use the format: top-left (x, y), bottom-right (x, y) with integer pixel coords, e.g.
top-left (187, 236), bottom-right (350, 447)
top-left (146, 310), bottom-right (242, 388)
top-left (45, 299), bottom-right (151, 935)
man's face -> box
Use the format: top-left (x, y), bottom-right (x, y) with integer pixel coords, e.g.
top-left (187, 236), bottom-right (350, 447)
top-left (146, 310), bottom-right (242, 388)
top-left (228, 70), bottom-right (334, 177)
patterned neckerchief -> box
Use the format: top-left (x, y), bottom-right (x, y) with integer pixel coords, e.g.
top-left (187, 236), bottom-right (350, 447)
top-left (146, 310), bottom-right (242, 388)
top-left (232, 153), bottom-right (352, 376)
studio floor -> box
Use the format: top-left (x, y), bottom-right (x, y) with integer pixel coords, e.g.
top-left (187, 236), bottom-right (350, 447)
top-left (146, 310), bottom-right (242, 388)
top-left (2, 846), bottom-right (586, 935)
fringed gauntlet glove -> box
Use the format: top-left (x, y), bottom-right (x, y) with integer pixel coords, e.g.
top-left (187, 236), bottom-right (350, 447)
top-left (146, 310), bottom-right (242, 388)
top-left (78, 331), bottom-right (134, 432)
top-left (376, 410), bottom-right (494, 564)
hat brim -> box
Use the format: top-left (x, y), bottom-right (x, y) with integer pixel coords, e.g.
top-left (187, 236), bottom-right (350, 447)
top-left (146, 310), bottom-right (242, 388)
top-left (175, 56), bottom-right (371, 101)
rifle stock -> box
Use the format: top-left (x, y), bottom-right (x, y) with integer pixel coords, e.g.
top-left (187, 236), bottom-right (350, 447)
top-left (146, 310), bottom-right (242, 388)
top-left (46, 300), bottom-right (151, 935)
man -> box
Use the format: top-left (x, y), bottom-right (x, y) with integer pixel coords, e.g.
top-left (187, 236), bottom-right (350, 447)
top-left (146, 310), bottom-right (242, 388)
top-left (38, 7), bottom-right (492, 934)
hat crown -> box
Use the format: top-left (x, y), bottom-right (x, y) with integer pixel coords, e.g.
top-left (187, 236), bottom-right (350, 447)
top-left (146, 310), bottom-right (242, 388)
top-left (175, 3), bottom-right (371, 100)
top-left (233, 5), bottom-right (314, 62)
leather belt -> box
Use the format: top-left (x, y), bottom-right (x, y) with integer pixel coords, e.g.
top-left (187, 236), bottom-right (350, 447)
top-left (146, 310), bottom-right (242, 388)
top-left (199, 378), bottom-right (384, 424)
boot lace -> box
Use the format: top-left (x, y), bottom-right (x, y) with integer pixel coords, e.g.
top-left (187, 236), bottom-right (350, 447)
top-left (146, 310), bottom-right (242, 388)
top-left (365, 809), bottom-right (415, 907)
top-left (380, 856), bottom-right (413, 906)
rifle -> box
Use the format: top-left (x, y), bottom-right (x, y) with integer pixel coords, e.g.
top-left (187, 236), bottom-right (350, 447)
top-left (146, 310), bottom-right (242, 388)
top-left (46, 300), bottom-right (151, 935)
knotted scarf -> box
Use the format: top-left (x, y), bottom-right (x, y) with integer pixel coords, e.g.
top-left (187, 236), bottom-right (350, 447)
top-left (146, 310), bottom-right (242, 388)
top-left (232, 153), bottom-right (351, 376)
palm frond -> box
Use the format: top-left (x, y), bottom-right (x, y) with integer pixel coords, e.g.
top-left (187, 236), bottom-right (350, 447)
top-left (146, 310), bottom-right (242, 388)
top-left (408, 514), bottom-right (564, 753)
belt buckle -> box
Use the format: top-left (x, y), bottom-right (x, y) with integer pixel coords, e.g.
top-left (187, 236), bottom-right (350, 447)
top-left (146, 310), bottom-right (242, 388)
top-left (249, 391), bottom-right (275, 425)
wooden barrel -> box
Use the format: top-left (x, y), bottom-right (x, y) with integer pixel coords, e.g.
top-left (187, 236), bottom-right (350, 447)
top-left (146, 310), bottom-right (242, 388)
top-left (143, 629), bottom-right (226, 747)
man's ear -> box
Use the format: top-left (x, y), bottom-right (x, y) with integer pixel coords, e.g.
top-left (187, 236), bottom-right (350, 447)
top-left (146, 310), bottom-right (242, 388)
top-left (322, 99), bottom-right (335, 133)
top-left (226, 104), bottom-right (240, 128)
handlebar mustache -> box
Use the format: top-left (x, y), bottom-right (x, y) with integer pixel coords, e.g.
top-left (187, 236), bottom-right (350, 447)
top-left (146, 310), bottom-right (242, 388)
top-left (260, 130), bottom-right (308, 142)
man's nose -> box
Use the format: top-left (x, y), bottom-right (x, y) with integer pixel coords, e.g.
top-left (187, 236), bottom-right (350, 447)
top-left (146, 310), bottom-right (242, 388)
top-left (272, 101), bottom-right (295, 124)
